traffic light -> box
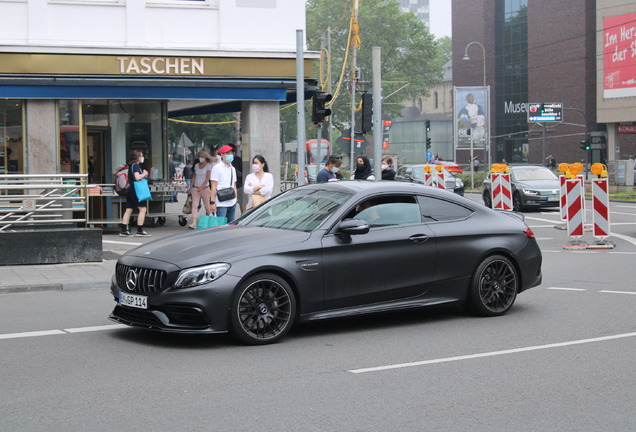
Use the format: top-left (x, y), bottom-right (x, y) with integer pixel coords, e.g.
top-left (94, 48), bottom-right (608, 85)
top-left (580, 139), bottom-right (590, 151)
top-left (540, 103), bottom-right (545, 113)
top-left (426, 137), bottom-right (432, 149)
top-left (312, 91), bottom-right (332, 124)
top-left (425, 120), bottom-right (430, 132)
top-left (361, 93), bottom-right (373, 132)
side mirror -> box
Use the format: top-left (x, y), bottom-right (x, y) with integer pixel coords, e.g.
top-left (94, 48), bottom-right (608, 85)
top-left (403, 174), bottom-right (413, 182)
top-left (338, 219), bottom-right (370, 236)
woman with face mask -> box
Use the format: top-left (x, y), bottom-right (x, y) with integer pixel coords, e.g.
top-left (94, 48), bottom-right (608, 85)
top-left (188, 151), bottom-right (213, 229)
top-left (352, 155), bottom-right (375, 180)
top-left (120, 149), bottom-right (150, 237)
top-left (243, 155), bottom-right (274, 210)
top-left (381, 156), bottom-right (396, 180)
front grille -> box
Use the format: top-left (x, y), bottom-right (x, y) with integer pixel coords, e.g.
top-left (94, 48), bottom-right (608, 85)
top-left (116, 263), bottom-right (167, 294)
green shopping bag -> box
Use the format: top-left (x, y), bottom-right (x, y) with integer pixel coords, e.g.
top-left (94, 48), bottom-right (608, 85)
top-left (197, 214), bottom-right (228, 229)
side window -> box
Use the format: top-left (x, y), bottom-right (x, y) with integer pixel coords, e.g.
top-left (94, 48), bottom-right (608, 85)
top-left (348, 195), bottom-right (421, 228)
top-left (397, 166), bottom-right (408, 176)
top-left (418, 196), bottom-right (473, 222)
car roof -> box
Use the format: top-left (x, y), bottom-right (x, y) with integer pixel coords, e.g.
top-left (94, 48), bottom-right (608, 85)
top-left (297, 180), bottom-right (467, 200)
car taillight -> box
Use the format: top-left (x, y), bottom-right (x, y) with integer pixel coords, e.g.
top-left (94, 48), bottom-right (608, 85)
top-left (524, 228), bottom-right (535, 239)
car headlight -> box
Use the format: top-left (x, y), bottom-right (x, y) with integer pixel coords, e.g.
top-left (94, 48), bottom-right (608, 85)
top-left (173, 263), bottom-right (231, 288)
top-left (522, 189), bottom-right (539, 195)
top-left (456, 179), bottom-right (464, 187)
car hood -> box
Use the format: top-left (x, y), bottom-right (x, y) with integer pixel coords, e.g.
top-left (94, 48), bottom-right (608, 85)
top-left (514, 179), bottom-right (560, 190)
top-left (124, 225), bottom-right (312, 269)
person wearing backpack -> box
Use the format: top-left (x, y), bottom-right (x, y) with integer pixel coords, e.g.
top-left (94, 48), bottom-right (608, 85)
top-left (120, 149), bottom-right (151, 237)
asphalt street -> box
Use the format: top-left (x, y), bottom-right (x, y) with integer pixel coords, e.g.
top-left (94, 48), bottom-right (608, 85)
top-left (1, 194), bottom-right (635, 431)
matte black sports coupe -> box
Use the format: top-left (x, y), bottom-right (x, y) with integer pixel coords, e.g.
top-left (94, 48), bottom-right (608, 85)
top-left (109, 181), bottom-right (542, 345)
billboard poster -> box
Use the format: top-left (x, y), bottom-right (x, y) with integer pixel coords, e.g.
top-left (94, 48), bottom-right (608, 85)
top-left (603, 13), bottom-right (636, 98)
top-left (454, 86), bottom-right (489, 149)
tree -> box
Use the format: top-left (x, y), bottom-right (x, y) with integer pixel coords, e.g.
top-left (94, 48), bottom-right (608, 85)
top-left (306, 0), bottom-right (444, 133)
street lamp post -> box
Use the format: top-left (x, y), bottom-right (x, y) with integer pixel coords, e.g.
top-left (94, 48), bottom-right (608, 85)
top-left (463, 41), bottom-right (487, 189)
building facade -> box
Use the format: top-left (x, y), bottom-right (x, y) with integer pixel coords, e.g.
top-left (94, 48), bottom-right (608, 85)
top-left (451, 0), bottom-right (634, 167)
top-left (399, 0), bottom-right (430, 31)
top-left (0, 0), bottom-right (312, 198)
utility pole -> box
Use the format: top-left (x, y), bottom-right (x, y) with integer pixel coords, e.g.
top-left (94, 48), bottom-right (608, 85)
top-left (372, 47), bottom-right (382, 181)
top-left (349, 0), bottom-right (359, 174)
top-left (296, 29), bottom-right (305, 186)
top-left (327, 27), bottom-right (333, 152)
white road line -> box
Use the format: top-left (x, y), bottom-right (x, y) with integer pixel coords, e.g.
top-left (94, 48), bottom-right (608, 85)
top-left (547, 287), bottom-right (586, 291)
top-left (542, 250), bottom-right (561, 253)
top-left (64, 324), bottom-right (128, 333)
top-left (609, 252), bottom-right (636, 255)
top-left (348, 331), bottom-right (636, 374)
top-left (600, 290), bottom-right (636, 295)
top-left (103, 240), bottom-right (143, 246)
top-left (0, 330), bottom-right (66, 340)
top-left (0, 324), bottom-right (127, 340)
top-left (606, 232), bottom-right (636, 247)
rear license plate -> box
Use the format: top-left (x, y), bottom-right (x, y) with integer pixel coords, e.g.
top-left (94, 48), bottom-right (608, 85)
top-left (118, 292), bottom-right (148, 309)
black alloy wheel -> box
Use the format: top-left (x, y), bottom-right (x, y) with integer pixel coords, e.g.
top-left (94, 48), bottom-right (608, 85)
top-left (466, 255), bottom-right (518, 316)
top-left (230, 273), bottom-right (296, 345)
top-left (483, 191), bottom-right (492, 208)
top-left (512, 192), bottom-right (523, 212)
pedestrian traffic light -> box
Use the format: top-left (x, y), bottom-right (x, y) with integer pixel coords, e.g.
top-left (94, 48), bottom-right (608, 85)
top-left (312, 91), bottom-right (332, 125)
top-left (425, 120), bottom-right (430, 132)
top-left (426, 137), bottom-right (432, 149)
top-left (580, 139), bottom-right (590, 151)
top-left (361, 93), bottom-right (373, 132)
top-left (540, 103), bottom-right (545, 113)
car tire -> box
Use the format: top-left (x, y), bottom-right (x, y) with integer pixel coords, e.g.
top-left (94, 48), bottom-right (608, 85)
top-left (466, 255), bottom-right (518, 317)
top-left (483, 192), bottom-right (492, 208)
top-left (512, 192), bottom-right (524, 212)
top-left (230, 273), bottom-right (296, 345)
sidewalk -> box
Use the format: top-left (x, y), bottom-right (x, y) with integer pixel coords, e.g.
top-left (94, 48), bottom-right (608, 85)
top-left (0, 198), bottom-right (193, 294)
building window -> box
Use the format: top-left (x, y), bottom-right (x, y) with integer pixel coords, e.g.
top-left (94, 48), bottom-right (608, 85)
top-left (0, 100), bottom-right (24, 175)
top-left (58, 100), bottom-right (81, 174)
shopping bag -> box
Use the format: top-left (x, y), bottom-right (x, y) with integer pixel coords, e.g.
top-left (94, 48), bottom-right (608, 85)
top-left (182, 195), bottom-right (192, 215)
top-left (134, 179), bottom-right (153, 202)
top-left (251, 194), bottom-right (266, 207)
top-left (197, 214), bottom-right (228, 230)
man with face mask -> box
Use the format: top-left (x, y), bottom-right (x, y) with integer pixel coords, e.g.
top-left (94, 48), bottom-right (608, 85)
top-left (210, 144), bottom-right (238, 221)
top-left (316, 154), bottom-right (342, 183)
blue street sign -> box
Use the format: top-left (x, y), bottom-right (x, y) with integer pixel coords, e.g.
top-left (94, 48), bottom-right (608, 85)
top-left (426, 151), bottom-right (433, 160)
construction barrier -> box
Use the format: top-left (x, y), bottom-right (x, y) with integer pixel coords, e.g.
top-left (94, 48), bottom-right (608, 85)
top-left (436, 171), bottom-right (446, 190)
top-left (424, 173), bottom-right (434, 187)
top-left (564, 177), bottom-right (587, 248)
top-left (492, 173), bottom-right (512, 210)
top-left (588, 164), bottom-right (615, 249)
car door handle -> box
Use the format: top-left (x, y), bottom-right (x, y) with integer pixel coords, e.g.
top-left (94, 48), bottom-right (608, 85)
top-left (409, 234), bottom-right (428, 243)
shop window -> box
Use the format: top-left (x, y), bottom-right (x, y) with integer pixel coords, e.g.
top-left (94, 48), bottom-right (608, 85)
top-left (109, 100), bottom-right (167, 182)
top-left (0, 100), bottom-right (24, 175)
top-left (59, 100), bottom-right (80, 174)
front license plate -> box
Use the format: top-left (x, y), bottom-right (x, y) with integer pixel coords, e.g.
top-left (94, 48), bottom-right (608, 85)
top-left (118, 292), bottom-right (148, 309)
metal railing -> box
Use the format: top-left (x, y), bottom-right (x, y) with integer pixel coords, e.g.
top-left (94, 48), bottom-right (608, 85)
top-left (0, 174), bottom-right (88, 232)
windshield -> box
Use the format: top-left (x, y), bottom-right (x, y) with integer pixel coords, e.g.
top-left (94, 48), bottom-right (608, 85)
top-left (236, 188), bottom-right (351, 231)
top-left (513, 168), bottom-right (558, 181)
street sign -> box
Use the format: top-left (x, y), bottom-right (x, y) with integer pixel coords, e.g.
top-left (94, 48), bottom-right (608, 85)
top-left (426, 151), bottom-right (433, 160)
top-left (528, 102), bottom-right (563, 122)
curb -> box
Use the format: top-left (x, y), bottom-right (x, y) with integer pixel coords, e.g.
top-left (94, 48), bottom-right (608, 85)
top-left (0, 281), bottom-right (111, 294)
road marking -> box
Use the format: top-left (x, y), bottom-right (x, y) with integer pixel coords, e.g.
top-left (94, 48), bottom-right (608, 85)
top-left (542, 250), bottom-right (561, 253)
top-left (600, 290), bottom-right (636, 295)
top-left (0, 330), bottom-right (66, 340)
top-left (609, 252), bottom-right (636, 255)
top-left (103, 240), bottom-right (143, 246)
top-left (64, 324), bottom-right (127, 333)
top-left (528, 225), bottom-right (559, 228)
top-left (348, 331), bottom-right (636, 374)
top-left (547, 287), bottom-right (586, 291)
top-left (0, 324), bottom-right (127, 341)
top-left (606, 232), bottom-right (636, 247)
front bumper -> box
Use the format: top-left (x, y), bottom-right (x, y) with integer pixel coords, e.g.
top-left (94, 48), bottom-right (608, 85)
top-left (109, 273), bottom-right (242, 334)
top-left (521, 195), bottom-right (559, 208)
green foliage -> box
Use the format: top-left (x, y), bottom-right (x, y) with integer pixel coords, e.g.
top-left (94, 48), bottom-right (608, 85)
top-left (457, 172), bottom-right (488, 190)
top-left (168, 113), bottom-right (237, 153)
top-left (306, 0), bottom-right (444, 132)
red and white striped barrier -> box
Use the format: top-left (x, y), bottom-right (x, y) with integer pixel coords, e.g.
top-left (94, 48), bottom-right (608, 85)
top-left (424, 173), bottom-right (434, 187)
top-left (587, 177), bottom-right (615, 249)
top-left (565, 178), bottom-right (585, 239)
top-left (492, 173), bottom-right (512, 210)
top-left (436, 172), bottom-right (446, 190)
top-left (559, 175), bottom-right (567, 221)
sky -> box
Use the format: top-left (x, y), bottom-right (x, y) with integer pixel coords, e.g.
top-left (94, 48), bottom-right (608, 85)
top-left (429, 0), bottom-right (452, 39)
